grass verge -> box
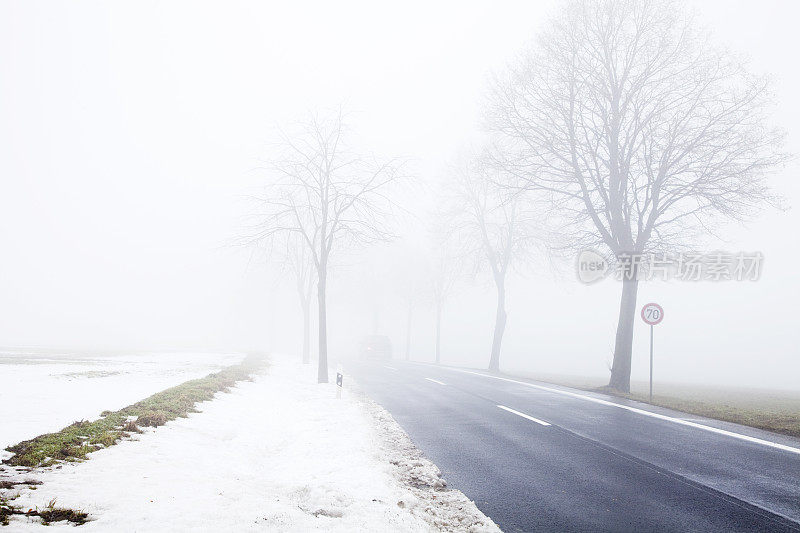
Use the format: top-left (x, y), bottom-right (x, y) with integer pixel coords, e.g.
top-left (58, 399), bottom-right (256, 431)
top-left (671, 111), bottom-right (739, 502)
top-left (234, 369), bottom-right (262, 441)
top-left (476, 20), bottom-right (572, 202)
top-left (617, 388), bottom-right (800, 438)
top-left (509, 372), bottom-right (800, 438)
top-left (3, 353), bottom-right (267, 468)
top-left (1, 496), bottom-right (88, 526)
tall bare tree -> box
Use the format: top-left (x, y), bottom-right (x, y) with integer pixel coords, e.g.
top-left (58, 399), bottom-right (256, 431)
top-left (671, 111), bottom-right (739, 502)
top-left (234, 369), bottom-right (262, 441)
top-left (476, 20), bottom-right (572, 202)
top-left (285, 235), bottom-right (315, 365)
top-left (252, 112), bottom-right (402, 383)
top-left (400, 274), bottom-right (423, 362)
top-left (238, 228), bottom-right (314, 364)
top-left (445, 153), bottom-right (539, 373)
top-left (389, 243), bottom-right (428, 361)
top-left (428, 232), bottom-right (459, 365)
top-left (487, 0), bottom-right (786, 391)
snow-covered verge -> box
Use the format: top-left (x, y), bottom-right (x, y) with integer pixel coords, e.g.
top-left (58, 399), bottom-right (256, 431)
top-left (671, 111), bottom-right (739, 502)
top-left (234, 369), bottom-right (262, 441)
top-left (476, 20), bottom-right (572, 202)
top-left (1, 354), bottom-right (499, 532)
top-left (0, 351), bottom-right (242, 451)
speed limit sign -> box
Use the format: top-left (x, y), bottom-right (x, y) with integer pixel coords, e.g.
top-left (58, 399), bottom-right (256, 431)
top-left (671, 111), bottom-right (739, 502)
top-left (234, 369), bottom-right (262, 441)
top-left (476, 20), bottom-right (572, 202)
top-left (641, 303), bottom-right (664, 325)
top-left (641, 302), bottom-right (663, 402)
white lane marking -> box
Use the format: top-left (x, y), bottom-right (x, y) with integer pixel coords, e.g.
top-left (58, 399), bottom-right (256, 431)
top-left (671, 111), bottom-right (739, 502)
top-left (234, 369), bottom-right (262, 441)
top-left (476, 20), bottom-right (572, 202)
top-left (425, 378), bottom-right (446, 385)
top-left (498, 405), bottom-right (551, 426)
top-left (384, 366), bottom-right (397, 371)
top-left (451, 369), bottom-right (800, 455)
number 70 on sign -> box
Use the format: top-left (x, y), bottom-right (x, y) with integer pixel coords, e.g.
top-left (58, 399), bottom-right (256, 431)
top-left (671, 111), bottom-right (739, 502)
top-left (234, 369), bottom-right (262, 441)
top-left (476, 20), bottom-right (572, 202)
top-left (641, 303), bottom-right (664, 325)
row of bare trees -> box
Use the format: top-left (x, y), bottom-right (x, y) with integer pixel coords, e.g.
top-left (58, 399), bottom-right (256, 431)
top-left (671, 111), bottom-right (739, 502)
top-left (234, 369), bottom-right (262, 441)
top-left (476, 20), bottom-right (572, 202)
top-left (437, 156), bottom-right (539, 372)
top-left (433, 0), bottom-right (785, 391)
top-left (249, 0), bottom-right (785, 391)
top-left (247, 112), bottom-right (403, 383)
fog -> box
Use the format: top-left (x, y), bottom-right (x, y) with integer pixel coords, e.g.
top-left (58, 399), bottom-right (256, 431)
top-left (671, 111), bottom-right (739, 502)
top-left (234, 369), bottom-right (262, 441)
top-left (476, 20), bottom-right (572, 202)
top-left (2, 0), bottom-right (799, 390)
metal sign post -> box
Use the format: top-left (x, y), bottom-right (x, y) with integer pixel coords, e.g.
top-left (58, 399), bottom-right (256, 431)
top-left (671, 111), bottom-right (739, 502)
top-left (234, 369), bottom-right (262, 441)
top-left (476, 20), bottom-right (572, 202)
top-left (640, 303), bottom-right (664, 402)
top-left (649, 324), bottom-right (654, 402)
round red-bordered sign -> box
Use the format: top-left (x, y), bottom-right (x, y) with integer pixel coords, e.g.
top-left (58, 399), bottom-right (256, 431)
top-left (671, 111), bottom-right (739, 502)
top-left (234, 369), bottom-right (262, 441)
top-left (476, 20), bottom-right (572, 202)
top-left (641, 303), bottom-right (664, 325)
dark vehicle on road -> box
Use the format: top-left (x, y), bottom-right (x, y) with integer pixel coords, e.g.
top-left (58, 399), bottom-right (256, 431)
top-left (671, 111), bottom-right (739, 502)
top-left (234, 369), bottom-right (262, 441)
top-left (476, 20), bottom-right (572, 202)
top-left (359, 335), bottom-right (392, 359)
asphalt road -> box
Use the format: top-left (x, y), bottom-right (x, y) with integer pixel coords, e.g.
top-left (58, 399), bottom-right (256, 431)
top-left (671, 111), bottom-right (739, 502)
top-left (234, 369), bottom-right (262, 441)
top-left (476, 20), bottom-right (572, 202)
top-left (343, 359), bottom-right (800, 532)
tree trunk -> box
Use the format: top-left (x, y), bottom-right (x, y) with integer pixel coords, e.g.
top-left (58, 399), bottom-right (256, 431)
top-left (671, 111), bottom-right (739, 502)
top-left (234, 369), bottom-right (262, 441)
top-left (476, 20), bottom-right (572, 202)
top-left (404, 301), bottom-right (412, 361)
top-left (488, 279), bottom-right (507, 373)
top-left (301, 299), bottom-right (311, 365)
top-left (317, 270), bottom-right (328, 383)
top-left (608, 266), bottom-right (639, 392)
top-left (435, 302), bottom-right (442, 365)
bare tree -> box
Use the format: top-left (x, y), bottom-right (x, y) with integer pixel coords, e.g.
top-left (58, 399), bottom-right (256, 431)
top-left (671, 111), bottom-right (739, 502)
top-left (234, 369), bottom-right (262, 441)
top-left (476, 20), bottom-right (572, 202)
top-left (237, 227), bottom-right (314, 364)
top-left (247, 234), bottom-right (316, 365)
top-left (284, 235), bottom-right (315, 365)
top-left (396, 250), bottom-right (428, 361)
top-left (403, 293), bottom-right (414, 361)
top-left (445, 153), bottom-right (539, 373)
top-left (429, 233), bottom-right (459, 365)
top-left (380, 243), bottom-right (424, 361)
top-left (354, 260), bottom-right (391, 335)
top-left (252, 111), bottom-right (403, 383)
top-left (487, 0), bottom-right (786, 391)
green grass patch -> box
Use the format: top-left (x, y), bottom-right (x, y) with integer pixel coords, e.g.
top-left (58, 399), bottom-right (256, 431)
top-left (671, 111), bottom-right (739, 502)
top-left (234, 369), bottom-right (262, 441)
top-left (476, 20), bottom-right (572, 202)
top-left (509, 371), bottom-right (800, 438)
top-left (3, 354), bottom-right (267, 468)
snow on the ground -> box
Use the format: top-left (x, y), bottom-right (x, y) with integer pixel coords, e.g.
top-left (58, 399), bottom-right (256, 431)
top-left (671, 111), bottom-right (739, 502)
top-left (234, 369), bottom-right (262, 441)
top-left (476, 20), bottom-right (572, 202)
top-left (0, 351), bottom-right (242, 450)
top-left (1, 354), bottom-right (499, 532)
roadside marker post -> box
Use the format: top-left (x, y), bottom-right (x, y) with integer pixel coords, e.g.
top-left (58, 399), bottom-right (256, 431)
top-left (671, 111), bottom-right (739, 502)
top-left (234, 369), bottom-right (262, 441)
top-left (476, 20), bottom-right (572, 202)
top-left (336, 372), bottom-right (343, 399)
top-left (641, 303), bottom-right (664, 402)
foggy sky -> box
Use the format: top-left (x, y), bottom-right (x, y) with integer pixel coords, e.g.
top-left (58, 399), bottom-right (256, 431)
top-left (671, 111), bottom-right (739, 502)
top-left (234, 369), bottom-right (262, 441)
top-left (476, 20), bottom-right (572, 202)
top-left (1, 0), bottom-right (799, 389)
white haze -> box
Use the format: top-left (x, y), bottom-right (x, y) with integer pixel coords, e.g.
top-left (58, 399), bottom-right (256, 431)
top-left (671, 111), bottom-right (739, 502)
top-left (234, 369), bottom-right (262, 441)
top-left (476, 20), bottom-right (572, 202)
top-left (1, 0), bottom-right (799, 389)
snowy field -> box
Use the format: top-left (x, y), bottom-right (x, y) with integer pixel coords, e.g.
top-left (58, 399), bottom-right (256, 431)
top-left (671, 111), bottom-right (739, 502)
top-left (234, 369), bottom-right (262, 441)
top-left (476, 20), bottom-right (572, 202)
top-left (0, 351), bottom-right (242, 451)
top-left (2, 355), bottom-right (498, 532)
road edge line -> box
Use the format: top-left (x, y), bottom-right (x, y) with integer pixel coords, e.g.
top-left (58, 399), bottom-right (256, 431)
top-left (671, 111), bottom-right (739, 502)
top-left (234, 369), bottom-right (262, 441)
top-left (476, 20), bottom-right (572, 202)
top-left (452, 369), bottom-right (800, 455)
